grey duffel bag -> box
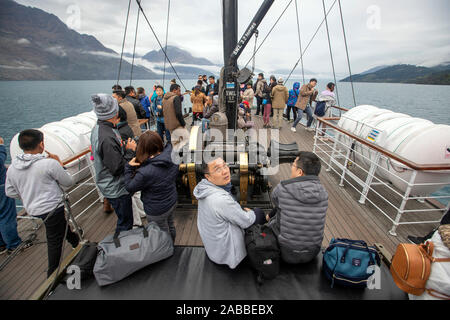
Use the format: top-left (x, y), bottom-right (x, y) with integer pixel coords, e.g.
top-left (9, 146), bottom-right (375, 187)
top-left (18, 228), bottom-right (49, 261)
top-left (93, 222), bottom-right (174, 286)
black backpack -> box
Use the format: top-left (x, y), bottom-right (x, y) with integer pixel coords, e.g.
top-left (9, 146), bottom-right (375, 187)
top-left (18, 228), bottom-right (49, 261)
top-left (314, 100), bottom-right (327, 117)
top-left (71, 241), bottom-right (99, 280)
top-left (244, 224), bottom-right (280, 284)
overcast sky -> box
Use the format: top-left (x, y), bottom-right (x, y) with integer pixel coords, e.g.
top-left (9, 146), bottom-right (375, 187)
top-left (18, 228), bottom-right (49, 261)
top-left (14, 0), bottom-right (450, 77)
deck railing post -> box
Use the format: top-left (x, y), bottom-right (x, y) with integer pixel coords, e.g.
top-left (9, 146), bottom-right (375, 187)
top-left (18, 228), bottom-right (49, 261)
top-left (326, 130), bottom-right (339, 172)
top-left (389, 170), bottom-right (418, 236)
top-left (358, 151), bottom-right (381, 204)
top-left (85, 153), bottom-right (103, 202)
top-left (338, 138), bottom-right (353, 186)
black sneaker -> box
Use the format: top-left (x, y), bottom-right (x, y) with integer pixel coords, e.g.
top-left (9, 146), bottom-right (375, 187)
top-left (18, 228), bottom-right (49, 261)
top-left (0, 246), bottom-right (7, 255)
top-left (407, 235), bottom-right (425, 244)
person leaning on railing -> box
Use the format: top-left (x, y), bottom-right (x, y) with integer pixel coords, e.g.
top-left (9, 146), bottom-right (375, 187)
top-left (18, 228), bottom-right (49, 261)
top-left (5, 130), bottom-right (79, 277)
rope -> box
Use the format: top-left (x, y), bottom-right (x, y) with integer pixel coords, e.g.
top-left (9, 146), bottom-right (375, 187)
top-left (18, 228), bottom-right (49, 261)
top-left (117, 0), bottom-right (132, 85)
top-left (294, 0), bottom-right (305, 84)
top-left (338, 0), bottom-right (357, 107)
top-left (135, 0), bottom-right (187, 91)
top-left (162, 0), bottom-right (171, 87)
top-left (251, 29), bottom-right (259, 74)
top-left (243, 0), bottom-right (294, 70)
top-left (285, 0), bottom-right (338, 83)
top-left (130, 1), bottom-right (141, 86)
top-left (321, 0), bottom-right (340, 107)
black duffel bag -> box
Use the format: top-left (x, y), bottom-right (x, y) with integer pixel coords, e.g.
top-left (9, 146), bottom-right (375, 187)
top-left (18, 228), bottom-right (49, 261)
top-left (71, 241), bottom-right (98, 280)
top-left (244, 224), bottom-right (280, 284)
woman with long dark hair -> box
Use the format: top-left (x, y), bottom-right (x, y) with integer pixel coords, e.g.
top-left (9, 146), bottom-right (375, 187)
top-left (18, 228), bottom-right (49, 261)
top-left (124, 131), bottom-right (178, 241)
top-left (191, 81), bottom-right (207, 125)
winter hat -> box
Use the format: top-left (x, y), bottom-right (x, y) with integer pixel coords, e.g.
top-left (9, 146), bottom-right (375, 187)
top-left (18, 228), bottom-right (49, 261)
top-left (91, 94), bottom-right (119, 120)
top-left (242, 100), bottom-right (250, 107)
top-left (278, 77), bottom-right (284, 84)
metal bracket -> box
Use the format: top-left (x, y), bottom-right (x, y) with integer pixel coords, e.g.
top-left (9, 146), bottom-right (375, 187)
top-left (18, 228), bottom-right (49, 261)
top-left (187, 163), bottom-right (198, 205)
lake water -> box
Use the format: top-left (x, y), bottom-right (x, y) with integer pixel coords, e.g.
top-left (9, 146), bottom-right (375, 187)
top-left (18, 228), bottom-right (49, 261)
top-left (1, 79), bottom-right (449, 203)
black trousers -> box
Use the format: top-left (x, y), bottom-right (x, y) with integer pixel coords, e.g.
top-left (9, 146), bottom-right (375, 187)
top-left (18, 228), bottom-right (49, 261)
top-left (286, 105), bottom-right (297, 121)
top-left (255, 96), bottom-right (263, 115)
top-left (38, 206), bottom-right (79, 277)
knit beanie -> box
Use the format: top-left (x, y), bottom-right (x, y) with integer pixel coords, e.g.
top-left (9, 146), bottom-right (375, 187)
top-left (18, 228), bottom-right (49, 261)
top-left (91, 94), bottom-right (119, 120)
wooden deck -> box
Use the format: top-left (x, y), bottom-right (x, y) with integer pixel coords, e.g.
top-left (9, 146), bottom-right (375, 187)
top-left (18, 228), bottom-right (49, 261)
top-left (0, 114), bottom-right (443, 300)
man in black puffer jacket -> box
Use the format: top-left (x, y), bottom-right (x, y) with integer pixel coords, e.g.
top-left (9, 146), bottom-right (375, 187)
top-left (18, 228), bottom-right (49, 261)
top-left (268, 151), bottom-right (328, 264)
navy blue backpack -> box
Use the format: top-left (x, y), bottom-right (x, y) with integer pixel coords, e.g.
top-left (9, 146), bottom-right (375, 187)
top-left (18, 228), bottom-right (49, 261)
top-left (322, 238), bottom-right (381, 288)
top-left (314, 100), bottom-right (327, 117)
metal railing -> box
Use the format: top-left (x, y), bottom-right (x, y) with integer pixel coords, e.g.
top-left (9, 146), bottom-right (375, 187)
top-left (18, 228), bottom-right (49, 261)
top-left (313, 117), bottom-right (450, 236)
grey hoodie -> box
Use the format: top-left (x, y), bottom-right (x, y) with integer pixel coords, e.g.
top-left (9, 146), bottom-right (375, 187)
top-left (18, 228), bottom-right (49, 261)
top-left (193, 178), bottom-right (256, 269)
top-left (269, 175), bottom-right (328, 264)
top-left (5, 153), bottom-right (74, 217)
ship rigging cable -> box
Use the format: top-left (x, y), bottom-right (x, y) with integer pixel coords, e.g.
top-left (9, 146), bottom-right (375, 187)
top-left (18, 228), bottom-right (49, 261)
top-left (285, 0), bottom-right (338, 83)
top-left (338, 0), bottom-right (357, 107)
top-left (322, 0), bottom-right (340, 107)
top-left (162, 0), bottom-right (171, 87)
top-left (243, 0), bottom-right (294, 71)
top-left (129, 2), bottom-right (141, 85)
top-left (135, 0), bottom-right (187, 91)
top-left (294, 0), bottom-right (305, 84)
top-left (116, 0), bottom-right (132, 85)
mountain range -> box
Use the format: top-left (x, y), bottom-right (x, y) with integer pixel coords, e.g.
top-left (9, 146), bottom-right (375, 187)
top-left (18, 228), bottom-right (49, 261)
top-left (0, 0), bottom-right (217, 80)
top-left (341, 64), bottom-right (450, 85)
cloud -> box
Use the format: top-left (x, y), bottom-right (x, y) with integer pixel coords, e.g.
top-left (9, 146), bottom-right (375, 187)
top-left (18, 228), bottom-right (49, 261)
top-left (14, 0), bottom-right (450, 77)
top-left (17, 38), bottom-right (31, 45)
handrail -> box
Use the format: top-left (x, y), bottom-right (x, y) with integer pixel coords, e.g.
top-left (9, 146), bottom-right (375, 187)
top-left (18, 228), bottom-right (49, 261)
top-left (62, 148), bottom-right (91, 166)
top-left (318, 117), bottom-right (450, 171)
top-left (331, 105), bottom-right (349, 112)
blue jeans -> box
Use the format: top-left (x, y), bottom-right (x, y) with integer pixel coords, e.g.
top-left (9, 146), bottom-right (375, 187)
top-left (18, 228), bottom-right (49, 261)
top-left (107, 194), bottom-right (134, 232)
top-left (292, 105), bottom-right (313, 128)
top-left (0, 188), bottom-right (21, 249)
top-left (157, 121), bottom-right (171, 144)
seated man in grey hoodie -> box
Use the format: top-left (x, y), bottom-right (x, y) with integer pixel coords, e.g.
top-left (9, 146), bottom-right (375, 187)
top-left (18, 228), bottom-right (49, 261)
top-left (193, 157), bottom-right (266, 269)
top-left (268, 151), bottom-right (328, 264)
top-left (5, 129), bottom-right (79, 277)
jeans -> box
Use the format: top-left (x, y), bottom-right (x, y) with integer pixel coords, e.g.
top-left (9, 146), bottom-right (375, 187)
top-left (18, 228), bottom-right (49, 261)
top-left (286, 105), bottom-right (297, 121)
top-left (146, 202), bottom-right (177, 242)
top-left (263, 104), bottom-right (272, 125)
top-left (255, 96), bottom-right (263, 115)
top-left (37, 206), bottom-right (79, 277)
top-left (292, 105), bottom-right (313, 128)
top-left (107, 194), bottom-right (134, 232)
top-left (0, 190), bottom-right (21, 249)
top-left (156, 121), bottom-right (171, 144)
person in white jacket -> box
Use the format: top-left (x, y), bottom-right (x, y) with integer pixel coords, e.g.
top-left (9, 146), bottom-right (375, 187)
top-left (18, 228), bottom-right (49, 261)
top-left (193, 157), bottom-right (266, 269)
top-left (5, 129), bottom-right (80, 277)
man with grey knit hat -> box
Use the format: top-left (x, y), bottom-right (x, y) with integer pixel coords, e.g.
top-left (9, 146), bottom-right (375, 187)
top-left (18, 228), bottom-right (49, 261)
top-left (90, 94), bottom-right (137, 232)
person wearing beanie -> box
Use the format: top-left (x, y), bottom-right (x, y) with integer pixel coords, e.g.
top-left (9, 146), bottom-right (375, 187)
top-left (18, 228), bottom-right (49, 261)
top-left (90, 94), bottom-right (137, 232)
top-left (270, 77), bottom-right (289, 129)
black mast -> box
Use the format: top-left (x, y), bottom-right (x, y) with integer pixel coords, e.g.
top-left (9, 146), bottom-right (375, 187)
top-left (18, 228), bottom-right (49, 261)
top-left (221, 0), bottom-right (274, 130)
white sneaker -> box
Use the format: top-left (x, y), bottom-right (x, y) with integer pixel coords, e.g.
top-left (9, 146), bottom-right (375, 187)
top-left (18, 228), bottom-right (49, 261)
top-left (306, 127), bottom-right (315, 132)
top-left (291, 127), bottom-right (296, 132)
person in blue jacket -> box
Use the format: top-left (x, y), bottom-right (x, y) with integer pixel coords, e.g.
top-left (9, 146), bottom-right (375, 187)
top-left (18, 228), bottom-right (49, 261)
top-left (152, 85), bottom-right (171, 144)
top-left (0, 137), bottom-right (30, 255)
top-left (286, 82), bottom-right (300, 122)
top-left (137, 87), bottom-right (152, 119)
top-left (124, 131), bottom-right (179, 242)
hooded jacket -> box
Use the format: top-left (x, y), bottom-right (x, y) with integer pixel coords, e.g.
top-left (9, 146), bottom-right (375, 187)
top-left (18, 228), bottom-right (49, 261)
top-left (124, 144), bottom-right (178, 216)
top-left (296, 84), bottom-right (318, 110)
top-left (5, 153), bottom-right (74, 217)
top-left (287, 82), bottom-right (300, 106)
top-left (268, 175), bottom-right (328, 264)
top-left (270, 84), bottom-right (289, 109)
top-left (190, 91), bottom-right (207, 113)
top-left (90, 120), bottom-right (134, 199)
top-left (316, 90), bottom-right (337, 116)
top-left (162, 92), bottom-right (185, 132)
top-left (193, 178), bottom-right (256, 269)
